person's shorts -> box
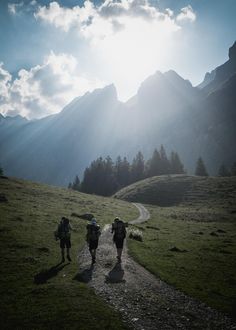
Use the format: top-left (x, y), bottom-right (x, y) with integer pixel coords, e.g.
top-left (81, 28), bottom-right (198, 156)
top-left (60, 238), bottom-right (71, 249)
top-left (89, 239), bottom-right (98, 250)
top-left (115, 238), bottom-right (124, 249)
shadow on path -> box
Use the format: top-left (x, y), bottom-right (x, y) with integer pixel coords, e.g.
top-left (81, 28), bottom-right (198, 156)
top-left (73, 264), bottom-right (94, 283)
top-left (34, 262), bottom-right (69, 284)
top-left (105, 263), bottom-right (126, 283)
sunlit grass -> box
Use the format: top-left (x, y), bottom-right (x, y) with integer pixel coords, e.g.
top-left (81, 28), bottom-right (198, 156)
top-left (0, 176), bottom-right (137, 329)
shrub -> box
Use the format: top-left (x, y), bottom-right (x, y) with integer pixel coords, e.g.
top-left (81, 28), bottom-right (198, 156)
top-left (128, 229), bottom-right (143, 242)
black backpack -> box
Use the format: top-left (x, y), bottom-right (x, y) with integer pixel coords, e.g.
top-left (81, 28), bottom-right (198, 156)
top-left (57, 222), bottom-right (70, 239)
top-left (114, 220), bottom-right (126, 239)
top-left (87, 224), bottom-right (100, 241)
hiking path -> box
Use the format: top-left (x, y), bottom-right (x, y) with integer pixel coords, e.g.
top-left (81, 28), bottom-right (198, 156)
top-left (77, 203), bottom-right (235, 330)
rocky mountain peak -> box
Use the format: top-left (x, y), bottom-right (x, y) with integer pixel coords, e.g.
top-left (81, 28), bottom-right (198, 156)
top-left (229, 41), bottom-right (236, 61)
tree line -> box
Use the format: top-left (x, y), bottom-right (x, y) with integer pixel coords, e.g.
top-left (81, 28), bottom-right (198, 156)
top-left (69, 145), bottom-right (186, 196)
top-left (195, 158), bottom-right (236, 177)
top-left (218, 162), bottom-right (236, 177)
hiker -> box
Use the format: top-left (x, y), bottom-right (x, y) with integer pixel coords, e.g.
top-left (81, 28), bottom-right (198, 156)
top-left (86, 218), bottom-right (101, 264)
top-left (55, 217), bottom-right (72, 262)
top-left (111, 217), bottom-right (126, 263)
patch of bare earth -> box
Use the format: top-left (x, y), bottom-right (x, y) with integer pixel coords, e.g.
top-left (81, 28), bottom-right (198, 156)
top-left (77, 204), bottom-right (236, 330)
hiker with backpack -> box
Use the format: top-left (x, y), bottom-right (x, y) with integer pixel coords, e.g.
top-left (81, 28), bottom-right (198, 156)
top-left (86, 218), bottom-right (101, 264)
top-left (55, 217), bottom-right (72, 262)
top-left (111, 217), bottom-right (126, 263)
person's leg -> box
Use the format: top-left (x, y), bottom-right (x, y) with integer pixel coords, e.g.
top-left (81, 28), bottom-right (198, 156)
top-left (60, 239), bottom-right (65, 262)
top-left (116, 239), bottom-right (124, 262)
top-left (66, 248), bottom-right (71, 261)
top-left (66, 239), bottom-right (71, 261)
top-left (61, 247), bottom-right (65, 262)
top-left (117, 248), bottom-right (122, 260)
top-left (89, 240), bottom-right (98, 263)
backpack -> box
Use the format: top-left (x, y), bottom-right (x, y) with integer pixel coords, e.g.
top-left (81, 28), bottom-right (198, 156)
top-left (114, 220), bottom-right (126, 239)
top-left (56, 222), bottom-right (71, 240)
top-left (87, 224), bottom-right (100, 241)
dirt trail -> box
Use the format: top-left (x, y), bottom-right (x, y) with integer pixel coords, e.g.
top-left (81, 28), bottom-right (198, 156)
top-left (129, 203), bottom-right (150, 224)
top-left (77, 204), bottom-right (235, 330)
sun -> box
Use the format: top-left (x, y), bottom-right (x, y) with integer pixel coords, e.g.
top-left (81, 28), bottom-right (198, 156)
top-left (95, 16), bottom-right (180, 100)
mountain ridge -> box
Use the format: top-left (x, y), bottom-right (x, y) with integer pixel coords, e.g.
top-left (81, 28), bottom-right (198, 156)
top-left (0, 42), bottom-right (235, 186)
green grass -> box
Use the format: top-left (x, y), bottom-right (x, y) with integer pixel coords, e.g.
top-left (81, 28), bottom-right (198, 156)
top-left (114, 175), bottom-right (236, 212)
top-left (0, 176), bottom-right (138, 330)
top-left (128, 204), bottom-right (236, 316)
top-left (116, 174), bottom-right (236, 314)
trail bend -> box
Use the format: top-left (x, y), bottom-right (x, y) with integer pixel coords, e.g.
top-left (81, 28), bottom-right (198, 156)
top-left (77, 203), bottom-right (235, 330)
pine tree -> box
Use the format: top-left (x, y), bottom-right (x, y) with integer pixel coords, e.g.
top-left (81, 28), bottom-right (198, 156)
top-left (159, 145), bottom-right (170, 174)
top-left (130, 151), bottom-right (145, 183)
top-left (218, 164), bottom-right (230, 177)
top-left (81, 167), bottom-right (92, 193)
top-left (115, 156), bottom-right (130, 187)
top-left (103, 156), bottom-right (118, 196)
top-left (170, 151), bottom-right (185, 174)
top-left (195, 157), bottom-right (208, 176)
top-left (80, 156), bottom-right (118, 196)
top-left (146, 149), bottom-right (161, 177)
top-left (231, 162), bottom-right (236, 176)
top-left (72, 175), bottom-right (81, 191)
top-left (0, 166), bottom-right (3, 176)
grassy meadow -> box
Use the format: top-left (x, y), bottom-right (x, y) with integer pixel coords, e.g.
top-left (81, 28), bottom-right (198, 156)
top-left (0, 176), bottom-right (138, 330)
top-left (124, 176), bottom-right (236, 316)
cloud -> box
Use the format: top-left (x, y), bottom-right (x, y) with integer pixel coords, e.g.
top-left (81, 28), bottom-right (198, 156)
top-left (8, 2), bottom-right (24, 15)
top-left (8, 1), bottom-right (38, 15)
top-left (35, 0), bottom-right (96, 32)
top-left (34, 1), bottom-right (196, 41)
top-left (0, 63), bottom-right (12, 102)
top-left (176, 5), bottom-right (196, 23)
top-left (0, 53), bottom-right (104, 119)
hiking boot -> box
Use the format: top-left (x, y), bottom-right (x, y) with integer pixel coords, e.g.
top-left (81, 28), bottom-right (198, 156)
top-left (67, 255), bottom-right (71, 262)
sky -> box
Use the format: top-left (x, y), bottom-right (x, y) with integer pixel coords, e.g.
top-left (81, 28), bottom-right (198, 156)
top-left (0, 0), bottom-right (235, 119)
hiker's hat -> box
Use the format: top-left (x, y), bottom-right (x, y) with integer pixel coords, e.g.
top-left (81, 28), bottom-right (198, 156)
top-left (62, 217), bottom-right (69, 224)
top-left (91, 218), bottom-right (97, 225)
top-left (114, 217), bottom-right (120, 222)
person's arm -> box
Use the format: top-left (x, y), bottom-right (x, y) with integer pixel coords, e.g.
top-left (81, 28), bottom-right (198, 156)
top-left (86, 225), bottom-right (90, 243)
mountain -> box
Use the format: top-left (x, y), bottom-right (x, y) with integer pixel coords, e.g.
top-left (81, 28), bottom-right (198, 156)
top-left (0, 85), bottom-right (125, 186)
top-left (0, 42), bottom-right (235, 186)
top-left (199, 41), bottom-right (236, 94)
top-left (197, 69), bottom-right (216, 89)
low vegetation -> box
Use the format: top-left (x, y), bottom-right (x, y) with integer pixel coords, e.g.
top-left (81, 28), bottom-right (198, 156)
top-left (0, 176), bottom-right (138, 329)
top-left (128, 228), bottom-right (143, 242)
top-left (124, 175), bottom-right (236, 315)
top-left (114, 174), bottom-right (236, 209)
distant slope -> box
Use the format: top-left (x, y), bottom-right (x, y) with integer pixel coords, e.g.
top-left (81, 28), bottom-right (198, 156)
top-left (0, 176), bottom-right (137, 329)
top-left (114, 174), bottom-right (236, 209)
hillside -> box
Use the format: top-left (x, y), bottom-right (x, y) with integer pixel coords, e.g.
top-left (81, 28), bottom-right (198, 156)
top-left (114, 174), bottom-right (236, 209)
top-left (0, 176), bottom-right (138, 330)
top-left (114, 175), bottom-right (236, 315)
